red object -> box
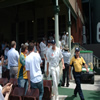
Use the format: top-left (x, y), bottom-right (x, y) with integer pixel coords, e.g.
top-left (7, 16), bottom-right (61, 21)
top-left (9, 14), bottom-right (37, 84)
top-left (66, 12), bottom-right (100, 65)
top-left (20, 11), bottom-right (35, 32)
top-left (43, 80), bottom-right (52, 100)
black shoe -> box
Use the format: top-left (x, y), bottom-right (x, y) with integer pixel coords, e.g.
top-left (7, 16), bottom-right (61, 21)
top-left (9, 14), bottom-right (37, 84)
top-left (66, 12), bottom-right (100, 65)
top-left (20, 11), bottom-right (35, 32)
top-left (66, 84), bottom-right (69, 87)
top-left (81, 99), bottom-right (85, 100)
top-left (58, 83), bottom-right (61, 87)
top-left (61, 83), bottom-right (64, 86)
top-left (72, 94), bottom-right (77, 97)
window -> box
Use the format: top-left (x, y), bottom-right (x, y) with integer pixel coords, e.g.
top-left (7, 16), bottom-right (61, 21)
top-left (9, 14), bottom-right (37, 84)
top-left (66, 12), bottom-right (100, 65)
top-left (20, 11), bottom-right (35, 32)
top-left (11, 23), bottom-right (16, 40)
top-left (27, 20), bottom-right (34, 41)
top-left (47, 17), bottom-right (54, 30)
top-left (37, 18), bottom-right (44, 42)
top-left (19, 21), bottom-right (25, 33)
top-left (59, 15), bottom-right (66, 34)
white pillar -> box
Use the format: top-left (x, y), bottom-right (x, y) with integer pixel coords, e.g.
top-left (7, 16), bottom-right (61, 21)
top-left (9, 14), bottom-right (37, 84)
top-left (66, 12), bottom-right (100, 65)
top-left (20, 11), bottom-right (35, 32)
top-left (55, 0), bottom-right (59, 48)
top-left (68, 8), bottom-right (71, 52)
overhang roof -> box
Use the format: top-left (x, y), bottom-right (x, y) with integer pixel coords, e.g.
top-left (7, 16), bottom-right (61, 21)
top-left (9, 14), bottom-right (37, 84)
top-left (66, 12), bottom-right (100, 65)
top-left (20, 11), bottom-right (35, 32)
top-left (0, 0), bottom-right (34, 8)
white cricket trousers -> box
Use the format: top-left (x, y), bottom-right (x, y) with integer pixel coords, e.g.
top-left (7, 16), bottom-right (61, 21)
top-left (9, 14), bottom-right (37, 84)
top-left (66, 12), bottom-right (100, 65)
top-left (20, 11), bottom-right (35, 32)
top-left (44, 58), bottom-right (47, 72)
top-left (51, 66), bottom-right (60, 96)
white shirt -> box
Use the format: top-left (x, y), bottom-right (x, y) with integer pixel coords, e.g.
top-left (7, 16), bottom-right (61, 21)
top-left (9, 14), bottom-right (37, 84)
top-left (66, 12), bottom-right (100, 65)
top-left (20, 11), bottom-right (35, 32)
top-left (40, 42), bottom-right (46, 52)
top-left (44, 46), bottom-right (52, 56)
top-left (59, 41), bottom-right (62, 49)
top-left (25, 52), bottom-right (42, 83)
top-left (0, 85), bottom-right (4, 100)
top-left (61, 40), bottom-right (65, 48)
top-left (47, 47), bottom-right (63, 68)
top-left (62, 35), bottom-right (66, 43)
top-left (62, 51), bottom-right (71, 64)
top-left (4, 47), bottom-right (9, 56)
top-left (7, 48), bottom-right (19, 69)
top-left (34, 46), bottom-right (37, 52)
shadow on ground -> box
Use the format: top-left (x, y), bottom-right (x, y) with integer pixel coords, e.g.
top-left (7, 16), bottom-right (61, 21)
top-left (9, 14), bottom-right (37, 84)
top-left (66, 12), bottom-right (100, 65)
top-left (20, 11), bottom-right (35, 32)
top-left (59, 87), bottom-right (100, 100)
top-left (64, 95), bottom-right (76, 100)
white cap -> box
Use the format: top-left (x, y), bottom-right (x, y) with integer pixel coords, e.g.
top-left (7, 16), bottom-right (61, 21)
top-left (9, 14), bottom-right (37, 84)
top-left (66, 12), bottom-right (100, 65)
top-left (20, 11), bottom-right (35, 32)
top-left (25, 42), bottom-right (29, 46)
top-left (66, 32), bottom-right (68, 35)
top-left (21, 43), bottom-right (24, 46)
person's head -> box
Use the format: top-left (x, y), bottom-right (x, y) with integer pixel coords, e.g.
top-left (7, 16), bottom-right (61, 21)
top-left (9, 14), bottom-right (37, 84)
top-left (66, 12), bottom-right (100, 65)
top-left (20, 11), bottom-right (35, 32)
top-left (51, 40), bottom-right (56, 48)
top-left (75, 47), bottom-right (80, 57)
top-left (63, 31), bottom-right (66, 35)
top-left (42, 38), bottom-right (45, 43)
top-left (25, 42), bottom-right (29, 47)
top-left (28, 42), bottom-right (34, 52)
top-left (34, 42), bottom-right (36, 46)
top-left (21, 43), bottom-right (24, 47)
top-left (21, 44), bottom-right (28, 54)
top-left (11, 41), bottom-right (16, 48)
top-left (66, 32), bottom-right (69, 36)
top-left (63, 45), bottom-right (69, 51)
top-left (47, 40), bottom-right (51, 47)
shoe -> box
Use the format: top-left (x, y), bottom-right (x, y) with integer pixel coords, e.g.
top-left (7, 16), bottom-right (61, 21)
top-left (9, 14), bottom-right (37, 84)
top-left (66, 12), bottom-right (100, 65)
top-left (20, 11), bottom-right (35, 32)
top-left (81, 99), bottom-right (85, 100)
top-left (72, 94), bottom-right (77, 97)
top-left (58, 83), bottom-right (61, 87)
top-left (66, 84), bottom-right (69, 87)
top-left (61, 83), bottom-right (64, 86)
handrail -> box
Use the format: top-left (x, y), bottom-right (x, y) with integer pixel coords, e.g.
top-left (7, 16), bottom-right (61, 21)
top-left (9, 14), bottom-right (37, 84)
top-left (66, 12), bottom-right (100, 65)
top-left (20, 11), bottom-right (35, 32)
top-left (72, 43), bottom-right (100, 60)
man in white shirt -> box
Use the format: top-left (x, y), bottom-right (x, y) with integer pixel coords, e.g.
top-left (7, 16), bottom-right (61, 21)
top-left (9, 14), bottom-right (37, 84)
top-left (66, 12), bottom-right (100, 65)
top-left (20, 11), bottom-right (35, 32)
top-left (0, 56), bottom-right (4, 78)
top-left (44, 40), bottom-right (52, 78)
top-left (47, 40), bottom-right (65, 100)
top-left (25, 42), bottom-right (44, 100)
top-left (7, 41), bottom-right (19, 78)
top-left (62, 32), bottom-right (67, 45)
top-left (39, 38), bottom-right (46, 59)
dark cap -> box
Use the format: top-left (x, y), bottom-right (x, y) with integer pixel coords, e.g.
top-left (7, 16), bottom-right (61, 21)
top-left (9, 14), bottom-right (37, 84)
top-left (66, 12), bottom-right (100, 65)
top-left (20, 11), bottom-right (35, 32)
top-left (75, 47), bottom-right (80, 52)
top-left (47, 40), bottom-right (51, 43)
top-left (51, 40), bottom-right (56, 44)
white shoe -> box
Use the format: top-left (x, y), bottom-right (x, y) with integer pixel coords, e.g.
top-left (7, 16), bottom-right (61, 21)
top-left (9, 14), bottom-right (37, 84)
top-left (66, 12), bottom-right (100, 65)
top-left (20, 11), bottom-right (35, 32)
top-left (51, 94), bottom-right (55, 100)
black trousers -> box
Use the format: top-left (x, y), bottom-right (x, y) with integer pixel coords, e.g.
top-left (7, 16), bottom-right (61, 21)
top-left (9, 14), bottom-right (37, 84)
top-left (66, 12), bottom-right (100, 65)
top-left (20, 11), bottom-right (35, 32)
top-left (62, 63), bottom-right (69, 85)
top-left (73, 72), bottom-right (84, 100)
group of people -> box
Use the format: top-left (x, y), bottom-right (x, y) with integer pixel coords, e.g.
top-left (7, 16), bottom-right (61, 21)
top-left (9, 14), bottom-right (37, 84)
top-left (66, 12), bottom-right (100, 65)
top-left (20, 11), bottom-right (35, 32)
top-left (0, 36), bottom-right (89, 100)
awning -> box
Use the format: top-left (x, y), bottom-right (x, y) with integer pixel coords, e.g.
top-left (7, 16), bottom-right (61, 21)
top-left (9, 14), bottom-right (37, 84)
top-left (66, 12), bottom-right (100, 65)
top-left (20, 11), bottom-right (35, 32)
top-left (0, 0), bottom-right (35, 8)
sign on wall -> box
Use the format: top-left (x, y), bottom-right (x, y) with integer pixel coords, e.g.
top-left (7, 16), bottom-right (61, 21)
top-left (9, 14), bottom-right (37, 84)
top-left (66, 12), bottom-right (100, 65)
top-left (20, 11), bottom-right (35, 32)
top-left (97, 22), bottom-right (100, 42)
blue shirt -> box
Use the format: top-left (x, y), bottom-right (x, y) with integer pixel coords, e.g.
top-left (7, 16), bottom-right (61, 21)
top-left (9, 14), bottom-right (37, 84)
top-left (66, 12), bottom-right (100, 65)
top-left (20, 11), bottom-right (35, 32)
top-left (7, 48), bottom-right (19, 69)
top-left (62, 51), bottom-right (71, 64)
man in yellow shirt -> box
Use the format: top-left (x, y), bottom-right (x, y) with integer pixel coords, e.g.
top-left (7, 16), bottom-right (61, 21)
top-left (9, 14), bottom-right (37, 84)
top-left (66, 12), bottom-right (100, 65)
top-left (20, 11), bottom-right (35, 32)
top-left (69, 48), bottom-right (88, 100)
top-left (17, 44), bottom-right (28, 94)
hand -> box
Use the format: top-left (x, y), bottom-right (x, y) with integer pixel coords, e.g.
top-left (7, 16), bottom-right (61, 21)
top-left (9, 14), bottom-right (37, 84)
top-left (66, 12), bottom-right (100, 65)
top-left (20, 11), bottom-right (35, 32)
top-left (86, 68), bottom-right (89, 73)
top-left (62, 64), bottom-right (65, 69)
top-left (2, 83), bottom-right (13, 94)
top-left (4, 84), bottom-right (13, 100)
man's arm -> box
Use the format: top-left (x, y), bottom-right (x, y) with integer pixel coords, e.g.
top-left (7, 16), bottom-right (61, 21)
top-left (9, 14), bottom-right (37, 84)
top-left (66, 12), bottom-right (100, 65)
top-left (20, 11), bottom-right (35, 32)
top-left (69, 66), bottom-right (72, 79)
top-left (61, 58), bottom-right (65, 69)
top-left (0, 57), bottom-right (4, 66)
top-left (84, 64), bottom-right (89, 72)
top-left (27, 71), bottom-right (31, 91)
top-left (47, 62), bottom-right (49, 76)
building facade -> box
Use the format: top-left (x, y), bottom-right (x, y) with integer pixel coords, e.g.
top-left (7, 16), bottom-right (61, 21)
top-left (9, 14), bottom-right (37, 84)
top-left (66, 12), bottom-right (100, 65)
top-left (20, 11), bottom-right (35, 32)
top-left (0, 0), bottom-right (84, 47)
